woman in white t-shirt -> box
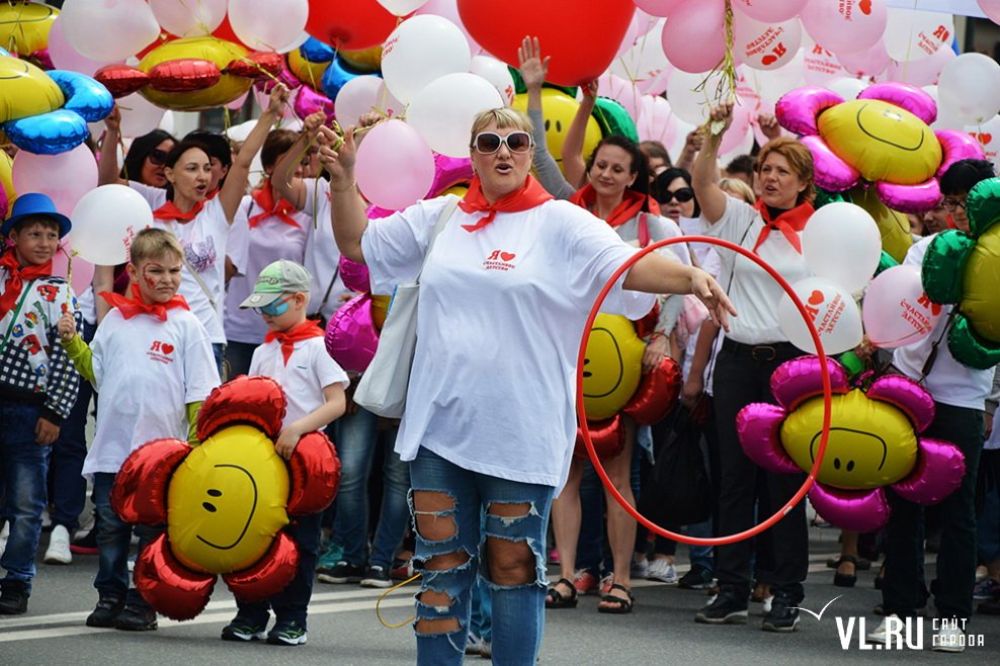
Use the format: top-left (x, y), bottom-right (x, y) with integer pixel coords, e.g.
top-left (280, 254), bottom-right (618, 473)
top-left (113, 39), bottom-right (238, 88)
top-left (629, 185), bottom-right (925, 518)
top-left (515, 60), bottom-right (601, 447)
top-left (691, 102), bottom-right (815, 631)
top-left (319, 108), bottom-right (734, 664)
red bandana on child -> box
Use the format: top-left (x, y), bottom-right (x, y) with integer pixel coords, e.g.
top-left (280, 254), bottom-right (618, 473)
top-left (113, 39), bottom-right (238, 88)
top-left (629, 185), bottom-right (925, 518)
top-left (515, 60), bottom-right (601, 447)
top-left (0, 250), bottom-right (54, 319)
top-left (569, 185), bottom-right (661, 228)
top-left (459, 175), bottom-right (553, 232)
top-left (100, 284), bottom-right (189, 321)
top-left (265, 320), bottom-right (324, 365)
top-left (751, 200), bottom-right (814, 254)
top-left (153, 200), bottom-right (206, 223)
top-left (249, 182), bottom-right (299, 229)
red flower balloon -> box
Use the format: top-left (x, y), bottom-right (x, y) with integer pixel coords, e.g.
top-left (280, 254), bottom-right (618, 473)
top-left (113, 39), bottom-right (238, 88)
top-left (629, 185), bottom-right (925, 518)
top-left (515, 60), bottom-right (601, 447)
top-left (306, 0), bottom-right (399, 50)
top-left (134, 534), bottom-right (216, 621)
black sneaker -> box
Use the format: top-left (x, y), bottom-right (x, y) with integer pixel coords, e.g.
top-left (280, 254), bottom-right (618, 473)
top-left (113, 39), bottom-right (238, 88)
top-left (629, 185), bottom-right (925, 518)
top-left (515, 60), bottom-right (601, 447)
top-left (678, 565), bottom-right (715, 590)
top-left (267, 620), bottom-right (307, 646)
top-left (114, 603), bottom-right (158, 631)
top-left (86, 595), bottom-right (125, 627)
top-left (695, 589), bottom-right (748, 624)
top-left (317, 560), bottom-right (364, 584)
top-left (0, 580), bottom-right (29, 615)
top-left (762, 596), bottom-right (800, 632)
top-left (221, 615), bottom-right (269, 642)
top-left (360, 565), bottom-right (393, 588)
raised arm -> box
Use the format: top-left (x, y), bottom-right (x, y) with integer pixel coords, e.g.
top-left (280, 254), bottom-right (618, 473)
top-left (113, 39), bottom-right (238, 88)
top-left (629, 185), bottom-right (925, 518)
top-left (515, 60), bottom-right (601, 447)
top-left (98, 106), bottom-right (127, 186)
top-left (561, 80), bottom-right (597, 188)
top-left (676, 127), bottom-right (704, 173)
top-left (692, 103), bottom-right (733, 224)
top-left (623, 253), bottom-right (735, 332)
top-left (317, 126), bottom-right (368, 263)
top-left (273, 111), bottom-right (325, 211)
top-left (218, 84), bottom-right (290, 223)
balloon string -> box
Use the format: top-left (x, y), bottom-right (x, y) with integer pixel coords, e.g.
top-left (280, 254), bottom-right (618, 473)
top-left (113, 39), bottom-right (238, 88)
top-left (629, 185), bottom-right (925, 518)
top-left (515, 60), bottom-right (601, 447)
top-left (64, 247), bottom-right (76, 309)
top-left (697, 0), bottom-right (738, 136)
top-left (376, 572), bottom-right (421, 629)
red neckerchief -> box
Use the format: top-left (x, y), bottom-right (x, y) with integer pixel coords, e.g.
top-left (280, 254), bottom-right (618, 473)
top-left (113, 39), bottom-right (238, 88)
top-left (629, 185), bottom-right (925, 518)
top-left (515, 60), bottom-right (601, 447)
top-left (249, 181), bottom-right (299, 229)
top-left (752, 199), bottom-right (814, 254)
top-left (100, 284), bottom-right (189, 321)
top-left (0, 250), bottom-right (53, 319)
top-left (569, 185), bottom-right (661, 228)
top-left (265, 320), bottom-right (324, 365)
top-left (153, 200), bottom-right (206, 223)
top-left (458, 175), bottom-right (553, 232)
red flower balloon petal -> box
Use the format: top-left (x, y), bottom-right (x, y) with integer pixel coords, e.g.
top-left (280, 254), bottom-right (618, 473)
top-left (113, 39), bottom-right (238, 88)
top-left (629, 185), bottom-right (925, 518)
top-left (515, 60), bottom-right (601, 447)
top-left (287, 431), bottom-right (341, 516)
top-left (197, 375), bottom-right (286, 441)
top-left (149, 59), bottom-right (221, 92)
top-left (112, 438), bottom-right (191, 525)
top-left (574, 414), bottom-right (624, 460)
top-left (223, 532), bottom-right (299, 603)
top-left (134, 534), bottom-right (216, 621)
top-left (94, 64), bottom-right (150, 97)
top-left (623, 357), bottom-right (682, 425)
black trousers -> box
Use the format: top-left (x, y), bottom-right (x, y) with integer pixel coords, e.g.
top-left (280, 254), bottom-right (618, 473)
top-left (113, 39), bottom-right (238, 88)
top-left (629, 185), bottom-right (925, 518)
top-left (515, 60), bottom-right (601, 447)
top-left (712, 339), bottom-right (809, 603)
top-left (882, 402), bottom-right (984, 620)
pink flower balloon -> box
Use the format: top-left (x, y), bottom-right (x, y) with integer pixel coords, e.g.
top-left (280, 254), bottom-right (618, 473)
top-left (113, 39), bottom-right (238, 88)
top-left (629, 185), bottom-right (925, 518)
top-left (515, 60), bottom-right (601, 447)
top-left (355, 120), bottom-right (436, 211)
top-left (661, 1), bottom-right (726, 74)
top-left (862, 265), bottom-right (943, 348)
top-left (12, 145), bottom-right (98, 216)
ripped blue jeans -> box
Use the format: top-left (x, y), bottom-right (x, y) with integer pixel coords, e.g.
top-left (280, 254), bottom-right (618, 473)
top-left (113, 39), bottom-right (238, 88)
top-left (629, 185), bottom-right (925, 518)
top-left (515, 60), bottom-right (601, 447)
top-left (409, 447), bottom-right (553, 666)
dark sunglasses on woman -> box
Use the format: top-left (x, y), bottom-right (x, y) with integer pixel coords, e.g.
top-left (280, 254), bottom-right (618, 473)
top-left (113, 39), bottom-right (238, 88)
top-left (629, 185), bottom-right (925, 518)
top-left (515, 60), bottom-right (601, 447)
top-left (148, 149), bottom-right (169, 166)
top-left (662, 187), bottom-right (694, 204)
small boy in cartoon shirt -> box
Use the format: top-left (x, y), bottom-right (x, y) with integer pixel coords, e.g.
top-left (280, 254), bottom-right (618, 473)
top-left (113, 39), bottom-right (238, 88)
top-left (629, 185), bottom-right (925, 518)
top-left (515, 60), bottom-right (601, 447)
top-left (0, 193), bottom-right (80, 615)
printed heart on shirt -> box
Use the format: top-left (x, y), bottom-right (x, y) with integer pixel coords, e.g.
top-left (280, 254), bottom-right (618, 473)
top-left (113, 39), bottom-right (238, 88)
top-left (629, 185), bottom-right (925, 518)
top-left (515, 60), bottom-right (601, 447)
top-left (500, 252), bottom-right (517, 262)
top-left (808, 290), bottom-right (825, 306)
top-left (161, 343), bottom-right (175, 355)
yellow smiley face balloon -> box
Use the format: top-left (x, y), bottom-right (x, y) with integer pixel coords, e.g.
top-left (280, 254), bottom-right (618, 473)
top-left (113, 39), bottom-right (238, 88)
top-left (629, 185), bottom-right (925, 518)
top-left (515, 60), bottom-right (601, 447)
top-left (513, 88), bottom-right (601, 176)
top-left (0, 150), bottom-right (14, 204)
top-left (780, 390), bottom-right (919, 490)
top-left (167, 425), bottom-right (290, 574)
top-left (582, 314), bottom-right (645, 421)
top-left (0, 54), bottom-right (64, 123)
top-left (0, 2), bottom-right (57, 57)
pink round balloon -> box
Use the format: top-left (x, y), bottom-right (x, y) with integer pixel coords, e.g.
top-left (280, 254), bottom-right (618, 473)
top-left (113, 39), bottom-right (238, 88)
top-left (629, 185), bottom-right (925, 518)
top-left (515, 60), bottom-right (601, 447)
top-left (837, 38), bottom-right (890, 78)
top-left (808, 484), bottom-right (891, 532)
top-left (294, 86), bottom-right (335, 124)
top-left (51, 245), bottom-right (96, 297)
top-left (355, 120), bottom-right (436, 211)
top-left (635, 0), bottom-right (687, 17)
top-left (719, 103), bottom-right (753, 154)
top-left (732, 0), bottom-right (808, 23)
top-left (862, 265), bottom-right (942, 348)
top-left (12, 145), bottom-right (98, 216)
top-left (46, 16), bottom-right (120, 77)
top-left (637, 95), bottom-right (673, 144)
top-left (800, 0), bottom-right (887, 55)
top-left (597, 73), bottom-right (643, 123)
top-left (661, 2), bottom-right (726, 74)
top-left (325, 294), bottom-right (379, 374)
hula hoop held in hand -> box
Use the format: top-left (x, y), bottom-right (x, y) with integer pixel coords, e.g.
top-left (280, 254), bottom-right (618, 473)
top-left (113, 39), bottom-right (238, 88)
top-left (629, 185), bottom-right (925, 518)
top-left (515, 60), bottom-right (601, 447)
top-left (577, 235), bottom-right (834, 547)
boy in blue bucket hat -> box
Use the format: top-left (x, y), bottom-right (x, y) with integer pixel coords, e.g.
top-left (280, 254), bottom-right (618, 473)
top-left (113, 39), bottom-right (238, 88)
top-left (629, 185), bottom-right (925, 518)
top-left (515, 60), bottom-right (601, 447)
top-left (0, 192), bottom-right (80, 615)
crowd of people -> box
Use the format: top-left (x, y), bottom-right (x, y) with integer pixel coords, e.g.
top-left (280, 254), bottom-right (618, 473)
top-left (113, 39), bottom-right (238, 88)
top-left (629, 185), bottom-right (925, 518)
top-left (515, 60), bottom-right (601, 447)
top-left (1, 36), bottom-right (999, 665)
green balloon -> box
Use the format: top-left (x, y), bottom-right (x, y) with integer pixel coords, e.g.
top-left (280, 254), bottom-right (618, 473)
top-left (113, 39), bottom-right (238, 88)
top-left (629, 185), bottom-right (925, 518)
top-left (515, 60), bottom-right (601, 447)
top-left (838, 351), bottom-right (865, 378)
top-left (922, 231), bottom-right (976, 304)
top-left (593, 97), bottom-right (638, 142)
top-left (949, 314), bottom-right (1000, 370)
top-left (813, 188), bottom-right (848, 210)
top-left (875, 251), bottom-right (899, 277)
top-left (965, 177), bottom-right (1000, 238)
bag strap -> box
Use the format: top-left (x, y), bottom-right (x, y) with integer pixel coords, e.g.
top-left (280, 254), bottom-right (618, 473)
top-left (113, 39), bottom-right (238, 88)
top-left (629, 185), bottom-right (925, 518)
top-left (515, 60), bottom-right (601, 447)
top-left (417, 198), bottom-right (460, 285)
top-left (638, 212), bottom-right (651, 248)
top-left (313, 265), bottom-right (341, 315)
top-left (182, 253), bottom-right (218, 313)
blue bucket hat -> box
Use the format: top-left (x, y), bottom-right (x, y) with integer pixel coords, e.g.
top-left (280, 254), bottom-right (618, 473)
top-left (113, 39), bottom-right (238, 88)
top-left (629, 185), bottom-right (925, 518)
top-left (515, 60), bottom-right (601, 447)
top-left (2, 193), bottom-right (72, 239)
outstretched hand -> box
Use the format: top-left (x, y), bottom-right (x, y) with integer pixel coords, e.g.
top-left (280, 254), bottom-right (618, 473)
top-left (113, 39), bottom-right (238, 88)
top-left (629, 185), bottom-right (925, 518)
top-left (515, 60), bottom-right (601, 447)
top-left (517, 36), bottom-right (550, 91)
top-left (691, 269), bottom-right (736, 332)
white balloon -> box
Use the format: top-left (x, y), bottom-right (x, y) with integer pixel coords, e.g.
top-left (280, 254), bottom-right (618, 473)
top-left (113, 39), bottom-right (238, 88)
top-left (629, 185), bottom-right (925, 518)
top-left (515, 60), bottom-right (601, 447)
top-left (938, 53), bottom-right (1000, 125)
top-left (149, 0), bottom-right (226, 37)
top-left (58, 0), bottom-right (160, 62)
top-left (229, 0), bottom-right (309, 53)
top-left (408, 73), bottom-right (505, 157)
top-left (749, 48), bottom-right (806, 107)
top-left (381, 15), bottom-right (472, 103)
top-left (884, 8), bottom-right (954, 62)
top-left (611, 20), bottom-right (670, 80)
top-left (377, 0), bottom-right (430, 16)
top-left (733, 13), bottom-right (802, 71)
top-left (470, 56), bottom-right (516, 107)
top-left (667, 69), bottom-right (732, 125)
top-left (802, 35), bottom-right (849, 86)
top-left (778, 277), bottom-right (864, 355)
top-left (801, 203), bottom-right (882, 293)
top-left (333, 76), bottom-right (404, 128)
top-left (964, 115), bottom-right (1000, 164)
top-left (69, 185), bottom-right (154, 266)
top-left (46, 15), bottom-right (120, 77)
top-left (117, 93), bottom-right (167, 139)
top-left (826, 77), bottom-right (868, 101)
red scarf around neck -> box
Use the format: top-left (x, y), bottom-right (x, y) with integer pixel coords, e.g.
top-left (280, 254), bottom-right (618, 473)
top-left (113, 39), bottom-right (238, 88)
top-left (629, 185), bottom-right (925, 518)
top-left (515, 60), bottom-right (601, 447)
top-left (458, 175), bottom-right (554, 232)
top-left (0, 250), bottom-right (53, 319)
top-left (153, 199), bottom-right (206, 223)
top-left (265, 320), bottom-right (325, 365)
top-left (100, 284), bottom-right (189, 321)
top-left (249, 181), bottom-right (299, 229)
top-left (569, 185), bottom-right (661, 228)
top-left (752, 199), bottom-right (814, 254)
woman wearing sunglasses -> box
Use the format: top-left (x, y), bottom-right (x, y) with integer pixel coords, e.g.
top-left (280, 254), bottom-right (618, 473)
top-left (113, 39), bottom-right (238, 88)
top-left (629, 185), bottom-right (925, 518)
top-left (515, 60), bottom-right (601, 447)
top-left (318, 105), bottom-right (734, 664)
top-left (97, 106), bottom-right (176, 212)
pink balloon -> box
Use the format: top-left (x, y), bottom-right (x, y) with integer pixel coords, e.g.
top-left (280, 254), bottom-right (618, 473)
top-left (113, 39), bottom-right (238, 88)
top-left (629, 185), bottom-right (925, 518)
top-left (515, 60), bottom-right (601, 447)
top-left (597, 73), bottom-right (643, 123)
top-left (428, 154), bottom-right (473, 197)
top-left (661, 2), bottom-right (726, 73)
top-left (883, 45), bottom-right (955, 88)
top-left (637, 95), bottom-right (673, 144)
top-left (637, 66), bottom-right (672, 96)
top-left (732, 0), bottom-right (808, 23)
top-left (980, 0), bottom-right (1000, 24)
top-left (837, 38), bottom-right (890, 78)
top-left (355, 120), bottom-right (436, 211)
top-left (51, 245), bottom-right (96, 297)
top-left (803, 38), bottom-right (849, 86)
top-left (338, 255), bottom-right (371, 293)
top-left (719, 103), bottom-right (753, 154)
top-left (736, 403), bottom-right (802, 474)
top-left (936, 129), bottom-right (986, 178)
top-left (12, 145), bottom-right (98, 216)
top-left (862, 265), bottom-right (943, 348)
top-left (294, 86), bottom-right (335, 124)
top-left (892, 438), bottom-right (966, 505)
top-left (800, 0), bottom-right (887, 55)
top-left (634, 0), bottom-right (687, 17)
top-left (616, 8), bottom-right (659, 57)
top-left (808, 484), bottom-right (891, 532)
top-left (46, 15), bottom-right (121, 77)
top-left (0, 188), bottom-right (7, 220)
top-left (732, 12), bottom-right (802, 72)
top-left (325, 294), bottom-right (379, 374)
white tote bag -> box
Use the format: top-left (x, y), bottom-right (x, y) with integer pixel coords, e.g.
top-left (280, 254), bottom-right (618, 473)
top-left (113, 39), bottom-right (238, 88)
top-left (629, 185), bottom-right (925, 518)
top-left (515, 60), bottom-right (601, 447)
top-left (354, 199), bottom-right (459, 418)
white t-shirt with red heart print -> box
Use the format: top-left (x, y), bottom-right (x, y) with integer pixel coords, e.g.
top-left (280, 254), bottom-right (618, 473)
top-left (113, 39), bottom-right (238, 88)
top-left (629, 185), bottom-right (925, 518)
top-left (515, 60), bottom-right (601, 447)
top-left (81, 307), bottom-right (220, 477)
top-left (361, 195), bottom-right (655, 489)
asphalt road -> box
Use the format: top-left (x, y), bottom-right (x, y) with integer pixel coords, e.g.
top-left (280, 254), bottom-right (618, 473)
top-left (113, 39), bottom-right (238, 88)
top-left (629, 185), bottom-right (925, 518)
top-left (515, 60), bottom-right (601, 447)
top-left (1, 527), bottom-right (998, 665)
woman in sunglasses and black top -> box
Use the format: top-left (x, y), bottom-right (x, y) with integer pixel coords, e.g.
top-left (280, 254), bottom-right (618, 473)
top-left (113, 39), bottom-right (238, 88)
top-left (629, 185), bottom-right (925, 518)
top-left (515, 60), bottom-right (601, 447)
top-left (691, 102), bottom-right (815, 633)
top-left (97, 106), bottom-right (176, 212)
top-left (318, 100), bottom-right (734, 663)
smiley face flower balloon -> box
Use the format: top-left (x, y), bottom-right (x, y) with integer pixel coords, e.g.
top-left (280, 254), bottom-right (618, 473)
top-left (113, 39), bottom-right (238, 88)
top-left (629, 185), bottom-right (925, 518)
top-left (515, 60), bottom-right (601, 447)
top-left (111, 376), bottom-right (340, 620)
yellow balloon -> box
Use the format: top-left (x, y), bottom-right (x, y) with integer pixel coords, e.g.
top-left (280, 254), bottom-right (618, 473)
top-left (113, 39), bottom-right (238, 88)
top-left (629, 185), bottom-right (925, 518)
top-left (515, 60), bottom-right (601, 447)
top-left (780, 390), bottom-right (918, 490)
top-left (340, 46), bottom-right (382, 72)
top-left (167, 424), bottom-right (289, 574)
top-left (287, 47), bottom-right (328, 92)
top-left (819, 99), bottom-right (941, 186)
top-left (0, 150), bottom-right (14, 204)
top-left (513, 89), bottom-right (601, 176)
top-left (0, 54), bottom-right (64, 123)
top-left (582, 314), bottom-right (645, 421)
top-left (963, 225), bottom-right (1000, 343)
top-left (139, 36), bottom-right (250, 111)
top-left (441, 185), bottom-right (468, 198)
top-left (0, 2), bottom-right (57, 56)
top-left (371, 294), bottom-right (390, 330)
top-left (851, 186), bottom-right (913, 263)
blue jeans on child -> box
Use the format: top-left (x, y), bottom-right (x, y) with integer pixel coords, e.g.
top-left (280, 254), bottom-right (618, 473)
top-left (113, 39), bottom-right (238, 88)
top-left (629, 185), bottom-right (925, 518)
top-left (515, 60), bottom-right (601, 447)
top-left (92, 473), bottom-right (161, 602)
top-left (409, 447), bottom-right (553, 666)
top-left (0, 402), bottom-right (51, 592)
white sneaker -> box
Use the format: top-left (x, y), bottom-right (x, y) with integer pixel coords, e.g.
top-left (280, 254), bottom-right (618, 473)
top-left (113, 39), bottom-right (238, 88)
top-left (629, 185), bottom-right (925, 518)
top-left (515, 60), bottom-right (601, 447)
top-left (932, 623), bottom-right (967, 653)
top-left (646, 558), bottom-right (678, 584)
top-left (631, 557), bottom-right (650, 580)
top-left (761, 594), bottom-right (774, 615)
top-left (0, 522), bottom-right (9, 555)
top-left (44, 524), bottom-right (72, 565)
top-left (867, 614), bottom-right (898, 644)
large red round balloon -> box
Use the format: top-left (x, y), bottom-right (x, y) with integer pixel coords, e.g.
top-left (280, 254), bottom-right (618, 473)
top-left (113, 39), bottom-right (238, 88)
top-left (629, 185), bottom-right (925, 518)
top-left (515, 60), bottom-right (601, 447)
top-left (306, 0), bottom-right (398, 50)
top-left (457, 0), bottom-right (635, 86)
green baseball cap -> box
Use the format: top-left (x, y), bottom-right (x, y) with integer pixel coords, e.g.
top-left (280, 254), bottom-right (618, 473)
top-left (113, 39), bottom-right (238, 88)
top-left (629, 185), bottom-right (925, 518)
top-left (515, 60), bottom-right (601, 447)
top-left (239, 260), bottom-right (313, 309)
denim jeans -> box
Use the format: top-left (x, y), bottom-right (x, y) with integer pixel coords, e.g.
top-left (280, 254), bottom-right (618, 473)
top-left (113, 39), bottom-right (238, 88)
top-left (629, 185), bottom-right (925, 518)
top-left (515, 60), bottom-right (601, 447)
top-left (409, 447), bottom-right (553, 666)
top-left (92, 473), bottom-right (161, 602)
top-left (235, 511), bottom-right (324, 629)
top-left (224, 340), bottom-right (257, 379)
top-left (576, 461), bottom-right (606, 575)
top-left (0, 401), bottom-right (51, 592)
top-left (211, 343), bottom-right (226, 380)
top-left (330, 408), bottom-right (410, 568)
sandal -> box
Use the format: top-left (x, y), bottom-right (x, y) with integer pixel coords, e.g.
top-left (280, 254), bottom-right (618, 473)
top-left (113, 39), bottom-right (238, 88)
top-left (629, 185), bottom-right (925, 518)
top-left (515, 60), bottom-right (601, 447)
top-left (597, 583), bottom-right (634, 614)
top-left (545, 578), bottom-right (578, 609)
top-left (833, 555), bottom-right (857, 588)
top-left (826, 556), bottom-right (871, 571)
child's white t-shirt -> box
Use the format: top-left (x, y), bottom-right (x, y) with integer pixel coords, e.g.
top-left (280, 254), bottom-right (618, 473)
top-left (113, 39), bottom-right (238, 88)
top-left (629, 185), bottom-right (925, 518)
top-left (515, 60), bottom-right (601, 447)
top-left (248, 335), bottom-right (349, 427)
top-left (82, 307), bottom-right (220, 477)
